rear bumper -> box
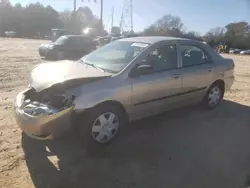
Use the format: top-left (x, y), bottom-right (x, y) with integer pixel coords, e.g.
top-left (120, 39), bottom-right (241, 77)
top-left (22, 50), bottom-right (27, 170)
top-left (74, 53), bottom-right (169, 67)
top-left (14, 90), bottom-right (74, 140)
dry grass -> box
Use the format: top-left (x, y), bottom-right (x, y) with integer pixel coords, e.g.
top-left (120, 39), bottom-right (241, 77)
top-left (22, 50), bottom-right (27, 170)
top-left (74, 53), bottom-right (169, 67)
top-left (0, 38), bottom-right (250, 188)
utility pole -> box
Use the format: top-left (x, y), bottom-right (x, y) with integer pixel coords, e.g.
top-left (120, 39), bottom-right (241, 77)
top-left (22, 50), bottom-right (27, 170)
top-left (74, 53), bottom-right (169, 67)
top-left (110, 5), bottom-right (114, 33)
top-left (73, 0), bottom-right (77, 34)
top-left (100, 0), bottom-right (103, 28)
top-left (74, 0), bottom-right (77, 12)
top-left (120, 0), bottom-right (133, 34)
top-left (130, 0), bottom-right (133, 32)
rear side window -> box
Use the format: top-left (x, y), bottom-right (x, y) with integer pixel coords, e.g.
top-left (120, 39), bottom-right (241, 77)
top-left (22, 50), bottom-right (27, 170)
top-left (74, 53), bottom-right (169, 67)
top-left (67, 37), bottom-right (91, 46)
top-left (180, 45), bottom-right (211, 67)
top-left (69, 37), bottom-right (81, 45)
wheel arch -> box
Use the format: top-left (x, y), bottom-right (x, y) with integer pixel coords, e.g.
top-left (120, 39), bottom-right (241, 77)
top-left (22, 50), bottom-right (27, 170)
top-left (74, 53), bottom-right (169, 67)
top-left (74, 100), bottom-right (128, 119)
top-left (211, 79), bottom-right (225, 96)
top-left (93, 100), bottom-right (128, 116)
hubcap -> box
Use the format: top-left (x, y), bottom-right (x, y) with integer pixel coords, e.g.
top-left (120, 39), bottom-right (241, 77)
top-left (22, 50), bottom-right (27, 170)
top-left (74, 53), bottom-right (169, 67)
top-left (208, 86), bottom-right (221, 107)
top-left (92, 112), bottom-right (119, 143)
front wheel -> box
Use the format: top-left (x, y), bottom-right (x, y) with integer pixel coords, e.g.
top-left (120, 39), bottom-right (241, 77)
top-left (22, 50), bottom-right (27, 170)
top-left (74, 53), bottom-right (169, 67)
top-left (77, 104), bottom-right (127, 146)
top-left (203, 84), bottom-right (223, 109)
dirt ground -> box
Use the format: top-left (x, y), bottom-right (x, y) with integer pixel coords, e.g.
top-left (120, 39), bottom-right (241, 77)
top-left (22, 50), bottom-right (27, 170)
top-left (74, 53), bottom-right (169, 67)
top-left (1, 38), bottom-right (250, 188)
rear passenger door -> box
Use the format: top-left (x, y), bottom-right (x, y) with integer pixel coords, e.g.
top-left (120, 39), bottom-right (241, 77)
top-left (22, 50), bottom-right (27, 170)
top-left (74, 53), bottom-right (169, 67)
top-left (179, 43), bottom-right (214, 102)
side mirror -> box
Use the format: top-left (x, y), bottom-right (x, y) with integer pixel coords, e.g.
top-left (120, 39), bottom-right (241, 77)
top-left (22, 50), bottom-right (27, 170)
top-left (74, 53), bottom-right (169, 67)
top-left (129, 64), bottom-right (153, 77)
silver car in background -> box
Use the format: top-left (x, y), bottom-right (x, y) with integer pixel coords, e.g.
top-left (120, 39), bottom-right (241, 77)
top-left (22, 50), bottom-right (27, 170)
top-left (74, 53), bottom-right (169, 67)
top-left (14, 37), bottom-right (234, 146)
top-left (240, 50), bottom-right (250, 55)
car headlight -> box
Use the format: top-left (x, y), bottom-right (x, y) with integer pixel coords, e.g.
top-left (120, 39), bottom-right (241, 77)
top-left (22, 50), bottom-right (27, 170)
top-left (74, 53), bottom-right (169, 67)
top-left (23, 102), bottom-right (59, 116)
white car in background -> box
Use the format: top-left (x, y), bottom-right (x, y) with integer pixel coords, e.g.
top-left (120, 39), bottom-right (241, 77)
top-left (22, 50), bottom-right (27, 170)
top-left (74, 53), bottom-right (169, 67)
top-left (240, 50), bottom-right (250, 55)
top-left (229, 49), bottom-right (241, 54)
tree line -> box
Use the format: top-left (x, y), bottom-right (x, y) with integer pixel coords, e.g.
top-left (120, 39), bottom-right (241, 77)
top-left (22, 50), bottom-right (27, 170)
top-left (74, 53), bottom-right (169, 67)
top-left (1, 0), bottom-right (250, 49)
top-left (142, 15), bottom-right (250, 49)
top-left (0, 0), bottom-right (106, 38)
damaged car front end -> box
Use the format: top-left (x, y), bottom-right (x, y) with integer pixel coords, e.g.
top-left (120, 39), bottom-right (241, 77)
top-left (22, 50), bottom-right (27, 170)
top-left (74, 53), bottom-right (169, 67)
top-left (13, 60), bottom-right (112, 140)
top-left (14, 86), bottom-right (76, 139)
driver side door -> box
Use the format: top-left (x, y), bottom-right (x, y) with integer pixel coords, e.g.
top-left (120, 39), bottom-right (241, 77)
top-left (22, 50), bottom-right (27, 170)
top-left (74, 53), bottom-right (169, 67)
top-left (130, 42), bottom-right (182, 119)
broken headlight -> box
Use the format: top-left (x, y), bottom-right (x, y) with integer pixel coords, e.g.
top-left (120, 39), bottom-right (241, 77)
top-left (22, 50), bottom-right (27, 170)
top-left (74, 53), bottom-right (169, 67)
top-left (23, 102), bottom-right (59, 116)
top-left (22, 89), bottom-right (75, 116)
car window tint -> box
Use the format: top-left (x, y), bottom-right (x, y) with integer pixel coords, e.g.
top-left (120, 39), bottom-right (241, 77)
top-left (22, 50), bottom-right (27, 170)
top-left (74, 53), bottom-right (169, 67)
top-left (72, 37), bottom-right (82, 45)
top-left (147, 44), bottom-right (178, 71)
top-left (66, 37), bottom-right (75, 45)
top-left (181, 45), bottom-right (211, 67)
top-left (79, 37), bottom-right (91, 44)
top-left (67, 37), bottom-right (81, 45)
top-left (132, 46), bottom-right (143, 57)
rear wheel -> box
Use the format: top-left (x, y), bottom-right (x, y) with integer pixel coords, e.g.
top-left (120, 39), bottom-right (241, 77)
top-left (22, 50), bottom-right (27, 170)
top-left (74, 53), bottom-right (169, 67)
top-left (77, 104), bottom-right (127, 146)
top-left (203, 84), bottom-right (223, 109)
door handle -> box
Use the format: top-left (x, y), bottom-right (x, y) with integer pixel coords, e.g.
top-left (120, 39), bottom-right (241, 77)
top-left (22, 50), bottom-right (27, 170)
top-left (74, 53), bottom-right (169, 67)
top-left (208, 67), bottom-right (212, 72)
top-left (172, 74), bottom-right (180, 79)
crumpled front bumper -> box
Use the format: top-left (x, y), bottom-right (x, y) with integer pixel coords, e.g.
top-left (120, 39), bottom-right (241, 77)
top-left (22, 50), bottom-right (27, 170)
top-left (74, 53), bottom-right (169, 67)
top-left (14, 90), bottom-right (74, 140)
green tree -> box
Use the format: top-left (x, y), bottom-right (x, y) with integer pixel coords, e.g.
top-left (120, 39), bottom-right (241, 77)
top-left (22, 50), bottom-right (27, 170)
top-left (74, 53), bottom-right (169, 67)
top-left (0, 1), bottom-right (105, 38)
top-left (143, 14), bottom-right (184, 37)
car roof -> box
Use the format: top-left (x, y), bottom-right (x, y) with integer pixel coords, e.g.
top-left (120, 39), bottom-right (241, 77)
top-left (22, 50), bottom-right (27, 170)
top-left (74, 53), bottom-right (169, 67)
top-left (118, 36), bottom-right (191, 44)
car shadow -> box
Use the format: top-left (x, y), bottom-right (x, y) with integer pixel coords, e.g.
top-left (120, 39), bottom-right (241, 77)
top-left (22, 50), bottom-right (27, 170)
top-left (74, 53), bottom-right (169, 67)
top-left (21, 100), bottom-right (250, 188)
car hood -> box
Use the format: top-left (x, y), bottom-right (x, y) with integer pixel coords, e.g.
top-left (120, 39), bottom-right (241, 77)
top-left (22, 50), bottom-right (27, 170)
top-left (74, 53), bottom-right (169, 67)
top-left (30, 60), bottom-right (112, 92)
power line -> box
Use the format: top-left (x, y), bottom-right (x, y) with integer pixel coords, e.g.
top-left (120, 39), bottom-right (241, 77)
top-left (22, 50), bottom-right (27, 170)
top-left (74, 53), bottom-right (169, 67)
top-left (120, 0), bottom-right (133, 34)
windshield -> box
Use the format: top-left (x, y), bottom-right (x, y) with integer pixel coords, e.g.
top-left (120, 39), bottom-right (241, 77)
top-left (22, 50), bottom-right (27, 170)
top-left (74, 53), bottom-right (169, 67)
top-left (81, 41), bottom-right (149, 73)
top-left (54, 36), bottom-right (68, 45)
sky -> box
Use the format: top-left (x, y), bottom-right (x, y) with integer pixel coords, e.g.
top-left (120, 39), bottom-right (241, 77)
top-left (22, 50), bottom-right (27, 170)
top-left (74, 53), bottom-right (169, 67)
top-left (9, 0), bottom-right (250, 34)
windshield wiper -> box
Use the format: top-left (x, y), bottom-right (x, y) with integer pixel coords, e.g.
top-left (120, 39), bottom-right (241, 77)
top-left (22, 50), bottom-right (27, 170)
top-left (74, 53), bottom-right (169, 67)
top-left (79, 59), bottom-right (116, 74)
top-left (79, 60), bottom-right (106, 72)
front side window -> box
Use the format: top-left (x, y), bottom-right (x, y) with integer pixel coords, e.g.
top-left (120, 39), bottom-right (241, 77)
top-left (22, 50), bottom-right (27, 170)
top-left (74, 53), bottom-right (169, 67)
top-left (81, 41), bottom-right (149, 73)
top-left (180, 45), bottom-right (211, 67)
top-left (146, 44), bottom-right (178, 71)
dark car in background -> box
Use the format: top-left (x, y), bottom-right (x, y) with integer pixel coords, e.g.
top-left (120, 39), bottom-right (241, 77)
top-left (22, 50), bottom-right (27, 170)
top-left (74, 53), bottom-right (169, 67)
top-left (39, 35), bottom-right (95, 60)
top-left (93, 36), bottom-right (112, 49)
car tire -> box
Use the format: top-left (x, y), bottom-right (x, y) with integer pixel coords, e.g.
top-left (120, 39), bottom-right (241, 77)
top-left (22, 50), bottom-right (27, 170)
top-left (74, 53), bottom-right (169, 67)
top-left (56, 51), bottom-right (64, 60)
top-left (203, 83), bottom-right (223, 109)
top-left (76, 104), bottom-right (127, 147)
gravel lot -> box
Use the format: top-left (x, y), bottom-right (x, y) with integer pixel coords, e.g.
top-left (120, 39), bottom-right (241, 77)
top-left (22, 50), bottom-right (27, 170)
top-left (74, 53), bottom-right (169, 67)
top-left (0, 38), bottom-right (250, 188)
